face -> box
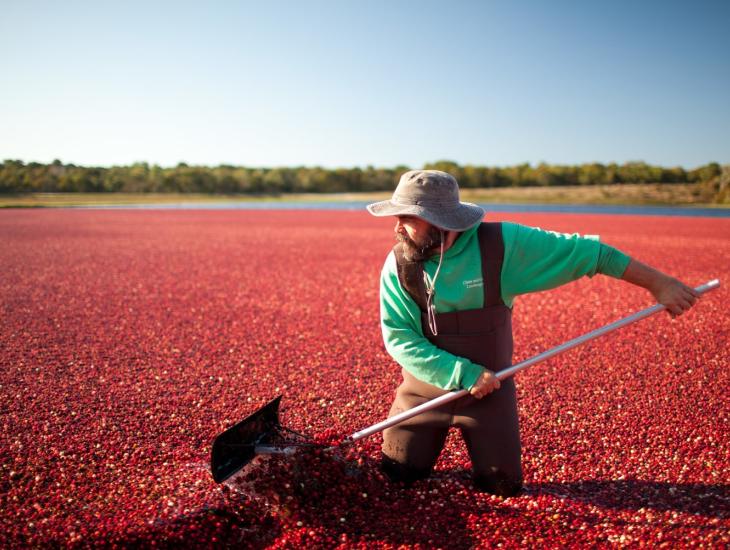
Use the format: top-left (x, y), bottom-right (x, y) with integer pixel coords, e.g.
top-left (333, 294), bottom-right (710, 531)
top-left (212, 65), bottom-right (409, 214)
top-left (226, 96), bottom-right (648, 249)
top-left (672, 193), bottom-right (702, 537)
top-left (394, 216), bottom-right (443, 261)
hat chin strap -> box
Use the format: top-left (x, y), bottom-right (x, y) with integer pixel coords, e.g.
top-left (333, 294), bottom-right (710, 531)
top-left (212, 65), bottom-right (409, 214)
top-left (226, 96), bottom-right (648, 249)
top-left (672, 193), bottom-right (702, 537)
top-left (424, 230), bottom-right (445, 336)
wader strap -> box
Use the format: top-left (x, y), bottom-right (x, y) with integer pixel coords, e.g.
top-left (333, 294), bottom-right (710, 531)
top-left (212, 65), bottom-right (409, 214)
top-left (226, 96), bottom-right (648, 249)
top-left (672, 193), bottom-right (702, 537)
top-left (393, 243), bottom-right (429, 312)
top-left (477, 222), bottom-right (506, 307)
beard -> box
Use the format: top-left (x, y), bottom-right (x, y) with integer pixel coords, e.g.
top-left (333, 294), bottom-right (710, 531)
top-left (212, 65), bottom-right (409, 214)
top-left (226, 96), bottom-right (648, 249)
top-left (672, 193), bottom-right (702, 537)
top-left (395, 225), bottom-right (443, 262)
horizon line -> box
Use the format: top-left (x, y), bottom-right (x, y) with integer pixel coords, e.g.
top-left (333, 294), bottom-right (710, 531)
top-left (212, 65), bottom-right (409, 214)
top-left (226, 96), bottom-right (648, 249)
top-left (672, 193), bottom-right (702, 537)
top-left (3, 158), bottom-right (724, 171)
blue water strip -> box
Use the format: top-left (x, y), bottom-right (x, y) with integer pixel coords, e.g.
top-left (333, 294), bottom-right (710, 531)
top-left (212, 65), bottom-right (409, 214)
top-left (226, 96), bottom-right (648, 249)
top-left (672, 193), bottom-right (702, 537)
top-left (74, 200), bottom-right (730, 217)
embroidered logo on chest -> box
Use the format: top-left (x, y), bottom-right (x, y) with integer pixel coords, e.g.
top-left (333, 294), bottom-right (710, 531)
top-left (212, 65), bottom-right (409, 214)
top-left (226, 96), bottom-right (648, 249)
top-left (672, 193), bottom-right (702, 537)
top-left (463, 277), bottom-right (483, 289)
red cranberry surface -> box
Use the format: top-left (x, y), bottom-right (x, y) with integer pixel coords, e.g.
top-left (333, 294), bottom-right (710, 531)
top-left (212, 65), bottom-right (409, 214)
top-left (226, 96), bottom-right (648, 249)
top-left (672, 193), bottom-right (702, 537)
top-left (1, 210), bottom-right (727, 548)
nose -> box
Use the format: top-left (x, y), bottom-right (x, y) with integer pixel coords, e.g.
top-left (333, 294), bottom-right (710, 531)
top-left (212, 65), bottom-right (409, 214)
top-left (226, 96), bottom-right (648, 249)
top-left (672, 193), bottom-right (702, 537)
top-left (395, 219), bottom-right (410, 237)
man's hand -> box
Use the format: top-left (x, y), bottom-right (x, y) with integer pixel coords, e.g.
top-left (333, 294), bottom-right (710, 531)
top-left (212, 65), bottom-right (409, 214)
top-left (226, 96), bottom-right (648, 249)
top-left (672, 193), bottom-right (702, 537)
top-left (622, 259), bottom-right (700, 318)
top-left (470, 370), bottom-right (501, 399)
top-left (650, 274), bottom-right (700, 318)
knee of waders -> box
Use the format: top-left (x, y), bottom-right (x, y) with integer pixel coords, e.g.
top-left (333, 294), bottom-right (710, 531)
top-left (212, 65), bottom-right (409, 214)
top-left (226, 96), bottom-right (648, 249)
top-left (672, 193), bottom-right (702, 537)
top-left (473, 471), bottom-right (523, 498)
top-left (380, 453), bottom-right (431, 486)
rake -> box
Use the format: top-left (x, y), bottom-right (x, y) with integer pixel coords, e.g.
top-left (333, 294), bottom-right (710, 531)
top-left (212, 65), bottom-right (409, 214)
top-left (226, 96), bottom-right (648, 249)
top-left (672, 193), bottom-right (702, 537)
top-left (211, 279), bottom-right (719, 483)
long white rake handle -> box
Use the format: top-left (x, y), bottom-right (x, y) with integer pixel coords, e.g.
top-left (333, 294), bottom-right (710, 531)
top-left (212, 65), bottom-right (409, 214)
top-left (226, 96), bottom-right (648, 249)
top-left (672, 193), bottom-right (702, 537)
top-left (348, 278), bottom-right (720, 443)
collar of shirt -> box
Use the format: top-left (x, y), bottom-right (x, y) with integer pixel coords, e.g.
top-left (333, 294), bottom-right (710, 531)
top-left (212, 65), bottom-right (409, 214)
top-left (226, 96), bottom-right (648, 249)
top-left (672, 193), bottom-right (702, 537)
top-left (424, 222), bottom-right (480, 265)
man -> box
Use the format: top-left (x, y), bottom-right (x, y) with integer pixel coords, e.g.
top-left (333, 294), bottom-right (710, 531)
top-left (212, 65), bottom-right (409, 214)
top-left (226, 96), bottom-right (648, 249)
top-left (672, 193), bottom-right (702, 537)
top-left (366, 170), bottom-right (699, 497)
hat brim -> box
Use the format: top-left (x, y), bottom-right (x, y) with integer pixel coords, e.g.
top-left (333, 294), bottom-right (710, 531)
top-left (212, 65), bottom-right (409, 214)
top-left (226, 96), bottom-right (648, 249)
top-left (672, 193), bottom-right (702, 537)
top-left (366, 200), bottom-right (485, 232)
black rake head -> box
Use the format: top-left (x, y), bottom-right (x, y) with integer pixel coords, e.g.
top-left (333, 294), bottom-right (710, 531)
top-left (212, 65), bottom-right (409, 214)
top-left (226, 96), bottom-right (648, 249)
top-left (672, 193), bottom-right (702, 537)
top-left (210, 395), bottom-right (284, 483)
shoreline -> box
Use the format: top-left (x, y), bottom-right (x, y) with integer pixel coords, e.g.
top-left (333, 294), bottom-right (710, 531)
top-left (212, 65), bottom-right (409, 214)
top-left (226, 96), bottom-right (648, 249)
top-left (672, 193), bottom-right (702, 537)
top-left (1, 183), bottom-right (727, 210)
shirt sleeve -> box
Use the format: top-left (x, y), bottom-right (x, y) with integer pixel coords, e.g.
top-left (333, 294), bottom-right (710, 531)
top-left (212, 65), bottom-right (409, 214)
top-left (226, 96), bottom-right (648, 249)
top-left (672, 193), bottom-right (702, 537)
top-left (501, 222), bottom-right (631, 304)
top-left (379, 252), bottom-right (484, 391)
top-left (597, 241), bottom-right (632, 279)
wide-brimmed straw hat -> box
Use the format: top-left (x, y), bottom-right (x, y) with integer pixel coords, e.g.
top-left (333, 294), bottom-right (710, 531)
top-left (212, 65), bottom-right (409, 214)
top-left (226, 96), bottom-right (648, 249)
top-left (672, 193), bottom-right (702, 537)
top-left (366, 170), bottom-right (485, 231)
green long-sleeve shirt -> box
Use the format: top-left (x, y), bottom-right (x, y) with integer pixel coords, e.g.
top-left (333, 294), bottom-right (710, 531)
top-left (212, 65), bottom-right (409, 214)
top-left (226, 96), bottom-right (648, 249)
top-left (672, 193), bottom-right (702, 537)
top-left (379, 222), bottom-right (631, 391)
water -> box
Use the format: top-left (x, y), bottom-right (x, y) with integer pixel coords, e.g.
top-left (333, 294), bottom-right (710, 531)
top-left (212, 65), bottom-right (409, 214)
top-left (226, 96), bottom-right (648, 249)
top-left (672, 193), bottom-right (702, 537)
top-left (76, 200), bottom-right (730, 217)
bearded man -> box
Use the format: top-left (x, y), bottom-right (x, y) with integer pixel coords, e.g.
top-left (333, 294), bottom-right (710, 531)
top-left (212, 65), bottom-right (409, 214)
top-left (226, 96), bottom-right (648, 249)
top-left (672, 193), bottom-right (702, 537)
top-left (366, 170), bottom-right (699, 497)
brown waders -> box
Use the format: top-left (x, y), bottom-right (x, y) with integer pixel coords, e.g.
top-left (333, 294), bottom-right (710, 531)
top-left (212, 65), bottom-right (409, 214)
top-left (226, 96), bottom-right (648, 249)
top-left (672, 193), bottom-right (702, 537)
top-left (381, 223), bottom-right (523, 497)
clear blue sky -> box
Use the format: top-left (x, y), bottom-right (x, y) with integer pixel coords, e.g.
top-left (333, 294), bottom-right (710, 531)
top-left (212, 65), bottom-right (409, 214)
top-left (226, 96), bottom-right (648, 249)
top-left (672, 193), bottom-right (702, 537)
top-left (2, 1), bottom-right (728, 169)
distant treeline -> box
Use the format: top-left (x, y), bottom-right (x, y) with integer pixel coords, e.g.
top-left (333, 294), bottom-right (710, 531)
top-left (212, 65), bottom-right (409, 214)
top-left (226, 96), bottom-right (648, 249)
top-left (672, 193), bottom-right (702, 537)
top-left (1, 159), bottom-right (727, 199)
